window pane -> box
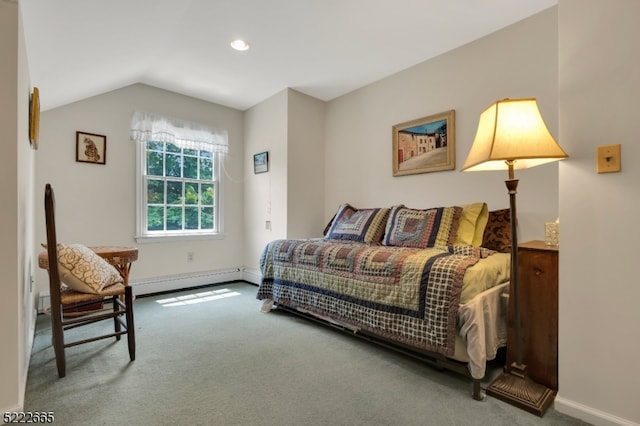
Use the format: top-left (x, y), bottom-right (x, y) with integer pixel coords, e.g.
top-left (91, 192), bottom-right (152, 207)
top-left (166, 206), bottom-right (182, 230)
top-left (166, 154), bottom-right (182, 177)
top-left (147, 152), bottom-right (164, 176)
top-left (147, 206), bottom-right (164, 231)
top-left (167, 181), bottom-right (182, 204)
top-left (167, 143), bottom-right (180, 153)
top-left (201, 183), bottom-right (213, 205)
top-left (185, 207), bottom-right (199, 229)
top-left (184, 148), bottom-right (198, 156)
top-left (147, 141), bottom-right (164, 151)
top-left (200, 150), bottom-right (212, 158)
top-left (147, 179), bottom-right (165, 203)
top-left (184, 156), bottom-right (198, 179)
top-left (201, 207), bottom-right (214, 229)
top-left (184, 182), bottom-right (198, 204)
top-left (200, 157), bottom-right (213, 180)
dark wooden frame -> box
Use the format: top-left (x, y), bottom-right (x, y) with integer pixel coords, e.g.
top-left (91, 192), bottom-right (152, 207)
top-left (76, 131), bottom-right (107, 165)
top-left (253, 151), bottom-right (269, 174)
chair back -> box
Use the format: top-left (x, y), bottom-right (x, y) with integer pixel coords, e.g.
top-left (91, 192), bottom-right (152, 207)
top-left (44, 184), bottom-right (63, 322)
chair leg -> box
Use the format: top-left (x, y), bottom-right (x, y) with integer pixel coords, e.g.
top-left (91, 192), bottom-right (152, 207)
top-left (125, 286), bottom-right (136, 361)
top-left (113, 295), bottom-right (122, 340)
top-left (51, 310), bottom-right (66, 378)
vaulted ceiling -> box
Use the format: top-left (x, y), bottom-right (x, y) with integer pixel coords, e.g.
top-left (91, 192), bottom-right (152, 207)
top-left (20, 0), bottom-right (557, 112)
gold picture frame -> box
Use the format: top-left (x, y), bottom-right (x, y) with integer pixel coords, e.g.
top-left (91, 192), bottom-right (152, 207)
top-left (29, 87), bottom-right (40, 150)
top-left (392, 110), bottom-right (455, 176)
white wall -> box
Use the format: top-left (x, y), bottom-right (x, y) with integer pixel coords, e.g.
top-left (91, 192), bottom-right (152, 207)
top-left (324, 7), bottom-right (560, 243)
top-left (243, 89), bottom-right (326, 276)
top-left (0, 1), bottom-right (37, 414)
top-left (556, 1), bottom-right (640, 425)
top-left (243, 89), bottom-right (288, 277)
top-left (34, 84), bottom-right (245, 295)
top-left (286, 90), bottom-right (325, 239)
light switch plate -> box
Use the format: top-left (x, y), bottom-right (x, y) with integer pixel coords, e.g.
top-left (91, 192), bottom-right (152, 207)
top-left (596, 144), bottom-right (621, 173)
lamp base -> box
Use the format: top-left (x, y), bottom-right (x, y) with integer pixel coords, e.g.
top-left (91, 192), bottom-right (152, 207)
top-left (486, 363), bottom-right (556, 416)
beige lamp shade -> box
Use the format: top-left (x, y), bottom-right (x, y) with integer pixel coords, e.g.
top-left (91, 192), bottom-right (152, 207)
top-left (461, 98), bottom-right (568, 172)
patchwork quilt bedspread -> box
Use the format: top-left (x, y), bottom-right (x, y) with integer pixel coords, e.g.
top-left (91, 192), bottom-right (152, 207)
top-left (257, 238), bottom-right (498, 357)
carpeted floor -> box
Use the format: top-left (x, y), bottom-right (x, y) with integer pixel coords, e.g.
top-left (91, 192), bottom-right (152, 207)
top-left (24, 281), bottom-right (590, 425)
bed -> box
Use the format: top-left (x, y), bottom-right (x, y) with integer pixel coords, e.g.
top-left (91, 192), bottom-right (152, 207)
top-left (257, 203), bottom-right (512, 400)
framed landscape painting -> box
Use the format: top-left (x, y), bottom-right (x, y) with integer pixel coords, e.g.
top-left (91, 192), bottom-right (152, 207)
top-left (392, 110), bottom-right (455, 176)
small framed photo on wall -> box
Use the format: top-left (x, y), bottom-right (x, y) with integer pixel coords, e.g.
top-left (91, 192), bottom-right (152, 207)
top-left (253, 151), bottom-right (269, 174)
top-left (76, 131), bottom-right (106, 165)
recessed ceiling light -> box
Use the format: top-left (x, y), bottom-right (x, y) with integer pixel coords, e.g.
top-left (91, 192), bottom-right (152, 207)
top-left (230, 39), bottom-right (250, 51)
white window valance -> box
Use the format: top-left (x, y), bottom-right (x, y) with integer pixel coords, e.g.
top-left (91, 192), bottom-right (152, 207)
top-left (130, 111), bottom-right (228, 154)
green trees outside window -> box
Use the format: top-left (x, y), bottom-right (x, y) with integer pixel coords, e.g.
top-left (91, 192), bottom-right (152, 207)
top-left (145, 141), bottom-right (217, 233)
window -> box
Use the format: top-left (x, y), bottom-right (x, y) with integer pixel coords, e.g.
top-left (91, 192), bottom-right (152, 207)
top-left (144, 141), bottom-right (218, 234)
top-left (131, 111), bottom-right (228, 242)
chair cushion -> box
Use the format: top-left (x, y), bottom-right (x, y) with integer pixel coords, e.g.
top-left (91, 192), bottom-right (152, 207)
top-left (57, 243), bottom-right (123, 294)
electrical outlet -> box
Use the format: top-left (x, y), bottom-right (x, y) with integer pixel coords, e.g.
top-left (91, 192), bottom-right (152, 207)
top-left (596, 144), bottom-right (621, 173)
top-left (265, 220), bottom-right (271, 230)
top-left (187, 252), bottom-right (194, 262)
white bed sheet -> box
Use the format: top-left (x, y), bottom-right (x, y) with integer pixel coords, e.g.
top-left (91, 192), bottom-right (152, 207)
top-left (454, 282), bottom-right (509, 378)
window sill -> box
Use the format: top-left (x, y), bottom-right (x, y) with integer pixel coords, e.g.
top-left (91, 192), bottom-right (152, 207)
top-left (134, 233), bottom-right (225, 244)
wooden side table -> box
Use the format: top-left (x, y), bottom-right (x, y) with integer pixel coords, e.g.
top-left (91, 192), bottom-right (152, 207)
top-left (506, 240), bottom-right (559, 390)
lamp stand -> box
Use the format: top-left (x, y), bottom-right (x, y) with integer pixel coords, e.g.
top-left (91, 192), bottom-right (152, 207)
top-left (486, 168), bottom-right (556, 416)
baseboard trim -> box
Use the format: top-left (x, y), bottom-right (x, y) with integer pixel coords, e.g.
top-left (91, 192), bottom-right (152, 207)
top-left (555, 395), bottom-right (639, 426)
top-left (131, 267), bottom-right (243, 296)
top-left (38, 266), bottom-right (262, 312)
top-left (242, 267), bottom-right (261, 285)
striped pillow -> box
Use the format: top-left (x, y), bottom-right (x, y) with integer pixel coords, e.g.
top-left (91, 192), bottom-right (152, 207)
top-left (382, 205), bottom-right (463, 248)
top-left (325, 204), bottom-right (390, 244)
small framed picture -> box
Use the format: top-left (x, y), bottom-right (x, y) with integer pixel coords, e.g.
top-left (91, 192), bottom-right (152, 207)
top-left (76, 131), bottom-right (106, 165)
top-left (253, 151), bottom-right (269, 174)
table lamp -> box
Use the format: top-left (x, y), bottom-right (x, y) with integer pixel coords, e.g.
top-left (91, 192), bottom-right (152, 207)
top-left (461, 98), bottom-right (568, 415)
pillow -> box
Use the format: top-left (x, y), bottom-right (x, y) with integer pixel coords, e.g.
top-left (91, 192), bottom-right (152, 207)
top-left (322, 213), bottom-right (336, 236)
top-left (481, 209), bottom-right (512, 253)
top-left (325, 204), bottom-right (390, 244)
top-left (454, 202), bottom-right (489, 246)
top-left (382, 205), bottom-right (462, 248)
top-left (57, 243), bottom-right (123, 294)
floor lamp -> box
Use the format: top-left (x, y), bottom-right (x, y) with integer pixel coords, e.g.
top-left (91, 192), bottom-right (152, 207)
top-left (461, 98), bottom-right (568, 416)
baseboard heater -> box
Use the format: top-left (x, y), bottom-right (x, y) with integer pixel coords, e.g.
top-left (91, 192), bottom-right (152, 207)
top-left (38, 267), bottom-right (246, 313)
top-left (132, 267), bottom-right (243, 296)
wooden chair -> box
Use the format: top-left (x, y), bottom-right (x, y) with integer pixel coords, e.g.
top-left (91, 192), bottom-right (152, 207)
top-left (44, 183), bottom-right (135, 377)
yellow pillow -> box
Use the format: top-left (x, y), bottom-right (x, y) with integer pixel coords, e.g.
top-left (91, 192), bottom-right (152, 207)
top-left (454, 202), bottom-right (489, 246)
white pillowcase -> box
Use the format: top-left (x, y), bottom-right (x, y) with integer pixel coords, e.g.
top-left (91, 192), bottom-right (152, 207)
top-left (57, 243), bottom-right (123, 294)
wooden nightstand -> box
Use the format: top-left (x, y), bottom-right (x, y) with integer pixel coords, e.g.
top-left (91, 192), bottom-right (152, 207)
top-left (506, 240), bottom-right (559, 390)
